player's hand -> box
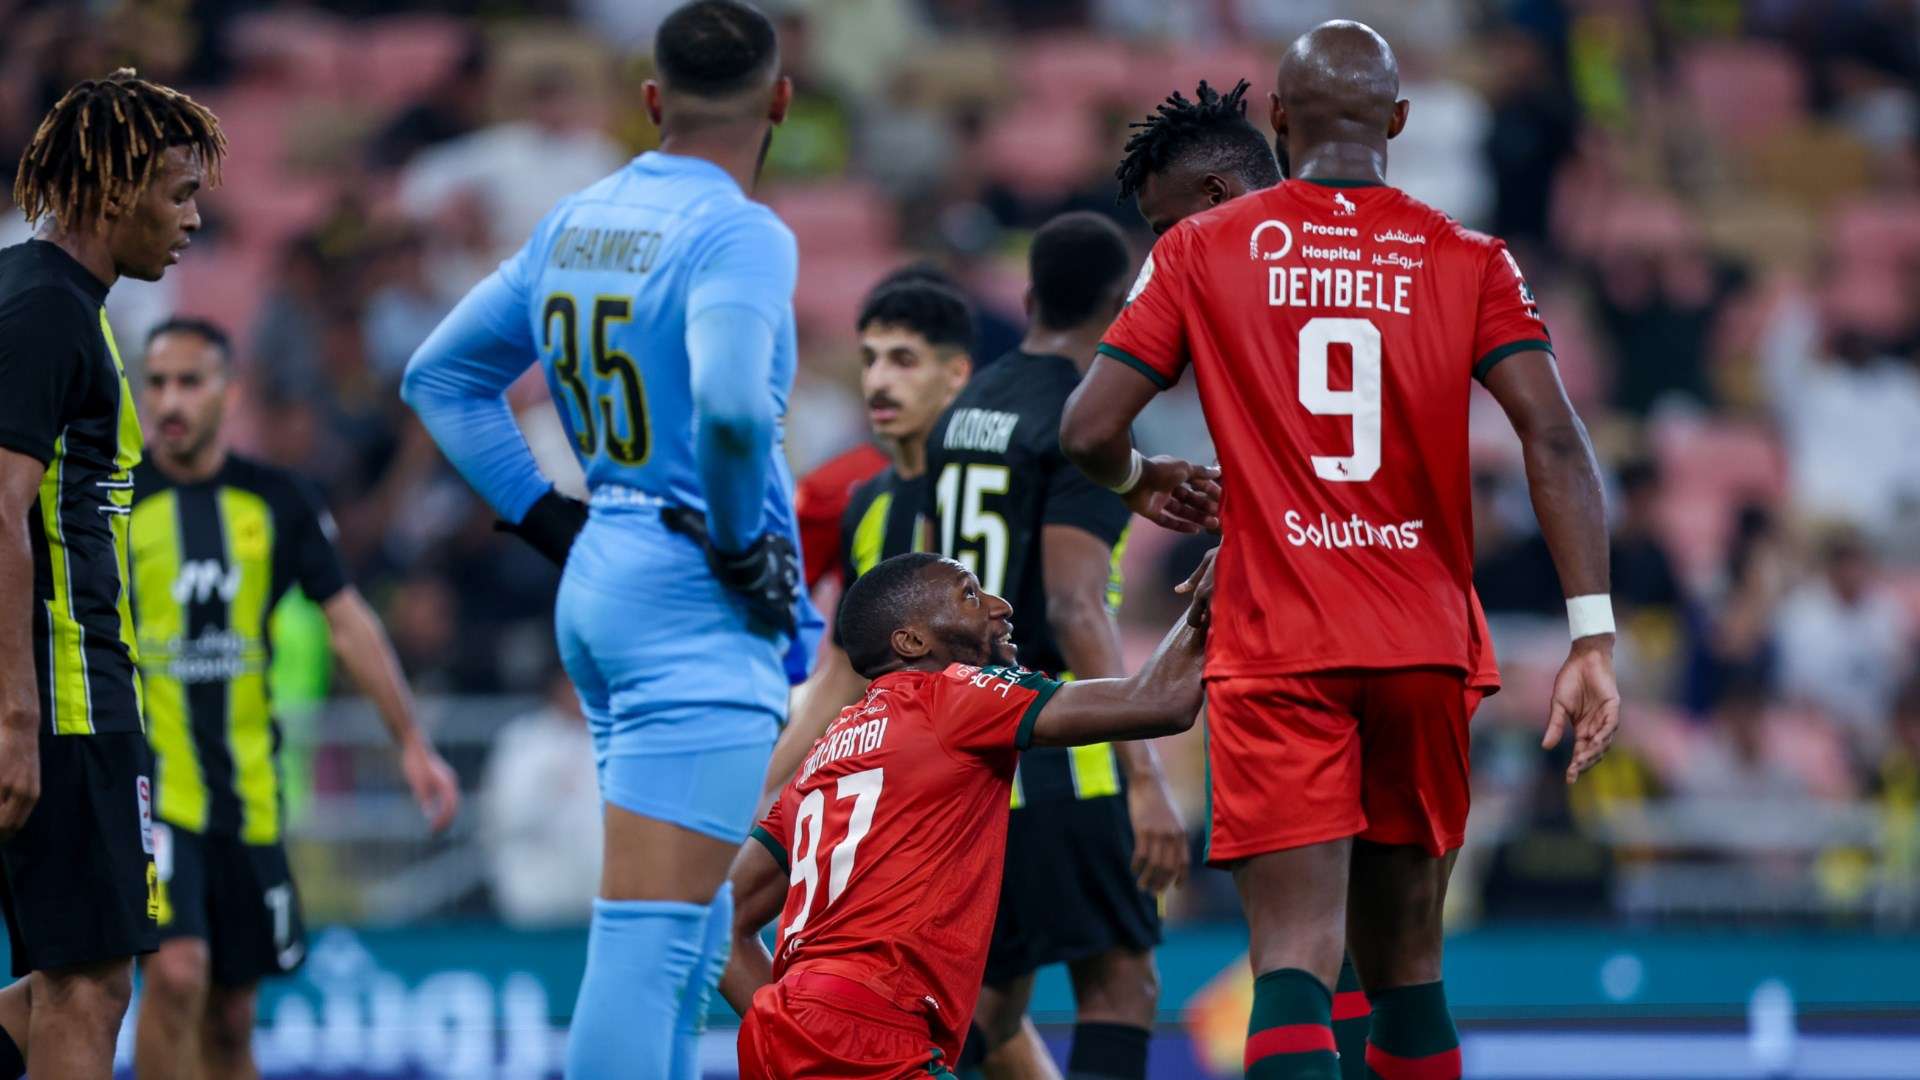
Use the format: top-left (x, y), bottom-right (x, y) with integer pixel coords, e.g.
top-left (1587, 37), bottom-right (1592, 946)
top-left (662, 509), bottom-right (802, 638)
top-left (1127, 457), bottom-right (1221, 534)
top-left (1127, 775), bottom-right (1190, 894)
top-left (495, 488), bottom-right (588, 568)
top-left (1174, 546), bottom-right (1219, 628)
top-left (0, 720), bottom-right (39, 842)
top-left (1542, 637), bottom-right (1621, 784)
top-left (400, 739), bottom-right (461, 835)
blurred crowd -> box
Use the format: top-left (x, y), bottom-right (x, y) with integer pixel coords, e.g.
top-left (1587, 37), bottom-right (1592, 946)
top-left (5, 0), bottom-right (1919, 927)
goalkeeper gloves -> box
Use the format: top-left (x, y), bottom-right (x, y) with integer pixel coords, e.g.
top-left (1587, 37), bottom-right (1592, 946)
top-left (494, 488), bottom-right (589, 568)
top-left (660, 507), bottom-right (801, 639)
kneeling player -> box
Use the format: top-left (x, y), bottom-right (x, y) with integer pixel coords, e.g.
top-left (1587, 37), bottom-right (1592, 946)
top-left (719, 551), bottom-right (1213, 1078)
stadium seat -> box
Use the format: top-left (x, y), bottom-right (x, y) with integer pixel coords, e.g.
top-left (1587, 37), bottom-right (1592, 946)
top-left (1829, 197), bottom-right (1920, 271)
top-left (168, 246), bottom-right (274, 343)
top-left (353, 17), bottom-right (470, 107)
top-left (981, 104), bottom-right (1101, 197)
top-left (766, 182), bottom-right (898, 255)
top-left (1018, 36), bottom-right (1137, 106)
top-left (1650, 417), bottom-right (1787, 585)
top-left (229, 9), bottom-right (353, 96)
top-left (1678, 41), bottom-right (1807, 144)
top-left (791, 252), bottom-right (913, 338)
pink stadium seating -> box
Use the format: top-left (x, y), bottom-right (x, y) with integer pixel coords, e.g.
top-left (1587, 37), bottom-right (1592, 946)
top-left (981, 104), bottom-right (1100, 196)
top-left (169, 246), bottom-right (275, 343)
top-left (230, 9), bottom-right (354, 97)
top-left (1678, 41), bottom-right (1807, 143)
top-left (1829, 197), bottom-right (1920, 270)
top-left (766, 182), bottom-right (897, 255)
top-left (352, 17), bottom-right (469, 107)
top-left (1018, 37), bottom-right (1137, 106)
top-left (1651, 417), bottom-right (1787, 584)
top-left (791, 252), bottom-right (912, 338)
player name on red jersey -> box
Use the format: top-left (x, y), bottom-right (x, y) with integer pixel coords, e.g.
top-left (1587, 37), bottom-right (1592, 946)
top-left (799, 710), bottom-right (891, 785)
top-left (1266, 266), bottom-right (1413, 315)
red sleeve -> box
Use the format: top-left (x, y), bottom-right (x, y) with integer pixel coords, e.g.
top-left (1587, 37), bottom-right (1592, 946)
top-left (749, 788), bottom-right (792, 874)
top-left (932, 663), bottom-right (1063, 758)
top-left (1470, 239), bottom-right (1553, 382)
top-left (1096, 225), bottom-right (1194, 389)
top-left (795, 444), bottom-right (888, 589)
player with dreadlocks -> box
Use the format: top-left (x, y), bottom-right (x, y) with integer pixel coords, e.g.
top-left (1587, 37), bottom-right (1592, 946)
top-left (0, 68), bottom-right (222, 1080)
top-left (1114, 79), bottom-right (1283, 237)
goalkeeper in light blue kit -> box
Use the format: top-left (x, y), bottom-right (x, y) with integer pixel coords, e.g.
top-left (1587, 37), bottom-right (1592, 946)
top-left (400, 3), bottom-right (817, 1076)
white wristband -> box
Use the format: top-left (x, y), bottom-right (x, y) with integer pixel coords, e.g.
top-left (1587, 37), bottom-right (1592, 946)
top-left (1109, 449), bottom-right (1146, 496)
top-left (1566, 594), bottom-right (1615, 640)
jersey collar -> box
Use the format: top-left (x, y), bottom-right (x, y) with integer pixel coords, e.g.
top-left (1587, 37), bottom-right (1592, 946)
top-left (632, 151), bottom-right (742, 193)
top-left (1296, 177), bottom-right (1385, 188)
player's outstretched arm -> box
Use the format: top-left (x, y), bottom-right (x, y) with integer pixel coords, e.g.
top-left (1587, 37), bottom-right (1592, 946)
top-left (322, 588), bottom-right (461, 833)
top-left (1483, 350), bottom-right (1620, 783)
top-left (1060, 360), bottom-right (1220, 533)
top-left (718, 839), bottom-right (787, 1016)
top-left (1043, 524), bottom-right (1189, 892)
top-left (1027, 557), bottom-right (1212, 747)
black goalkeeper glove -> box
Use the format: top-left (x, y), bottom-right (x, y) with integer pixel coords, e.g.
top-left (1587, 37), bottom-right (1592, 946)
top-left (660, 507), bottom-right (801, 639)
top-left (494, 489), bottom-right (589, 568)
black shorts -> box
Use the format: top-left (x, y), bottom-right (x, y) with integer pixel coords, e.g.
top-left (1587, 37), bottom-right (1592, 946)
top-left (154, 823), bottom-right (306, 986)
top-left (0, 732), bottom-right (158, 976)
top-left (984, 794), bottom-right (1162, 987)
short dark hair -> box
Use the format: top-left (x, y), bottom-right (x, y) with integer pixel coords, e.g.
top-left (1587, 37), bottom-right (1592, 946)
top-left (857, 281), bottom-right (973, 355)
top-left (837, 552), bottom-right (948, 678)
top-left (1114, 79), bottom-right (1281, 202)
top-left (1029, 211), bottom-right (1132, 330)
top-left (654, 0), bottom-right (779, 98)
top-left (868, 260), bottom-right (960, 295)
top-left (147, 316), bottom-right (232, 367)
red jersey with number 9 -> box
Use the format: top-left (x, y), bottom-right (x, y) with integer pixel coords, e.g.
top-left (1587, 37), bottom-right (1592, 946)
top-left (1099, 179), bottom-right (1549, 681)
top-left (749, 662), bottom-right (1060, 1059)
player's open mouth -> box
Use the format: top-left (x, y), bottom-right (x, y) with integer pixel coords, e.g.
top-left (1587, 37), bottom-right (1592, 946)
top-left (167, 241), bottom-right (189, 263)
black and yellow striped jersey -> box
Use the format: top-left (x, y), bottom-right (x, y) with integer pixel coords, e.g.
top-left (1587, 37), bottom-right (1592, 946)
top-left (0, 241), bottom-right (145, 736)
top-left (838, 467), bottom-right (928, 588)
top-left (926, 350), bottom-right (1132, 806)
top-left (130, 455), bottom-right (347, 842)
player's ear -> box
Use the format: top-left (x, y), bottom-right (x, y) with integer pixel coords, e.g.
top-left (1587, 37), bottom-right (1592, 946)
top-left (1388, 99), bottom-right (1410, 140)
top-left (768, 76), bottom-right (793, 125)
top-left (1202, 173), bottom-right (1231, 207)
top-left (643, 80), bottom-right (664, 128)
top-left (890, 625), bottom-right (930, 662)
top-left (941, 352), bottom-right (972, 397)
top-left (1268, 91), bottom-right (1286, 139)
top-left (1022, 286), bottom-right (1036, 323)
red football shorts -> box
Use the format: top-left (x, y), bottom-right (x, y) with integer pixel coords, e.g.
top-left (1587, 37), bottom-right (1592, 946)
top-left (737, 972), bottom-right (957, 1080)
top-left (1204, 668), bottom-right (1483, 863)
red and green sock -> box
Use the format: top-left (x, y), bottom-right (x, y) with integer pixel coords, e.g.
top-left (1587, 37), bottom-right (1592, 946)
top-left (1245, 968), bottom-right (1340, 1079)
top-left (1333, 955), bottom-right (1372, 1080)
top-left (1364, 981), bottom-right (1460, 1080)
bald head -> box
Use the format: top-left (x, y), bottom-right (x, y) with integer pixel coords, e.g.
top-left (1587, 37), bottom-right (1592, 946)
top-left (1270, 20), bottom-right (1408, 179)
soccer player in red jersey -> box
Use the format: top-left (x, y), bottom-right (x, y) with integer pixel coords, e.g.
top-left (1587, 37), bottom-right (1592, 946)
top-left (718, 550), bottom-right (1213, 1078)
top-left (1063, 22), bottom-right (1620, 1080)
